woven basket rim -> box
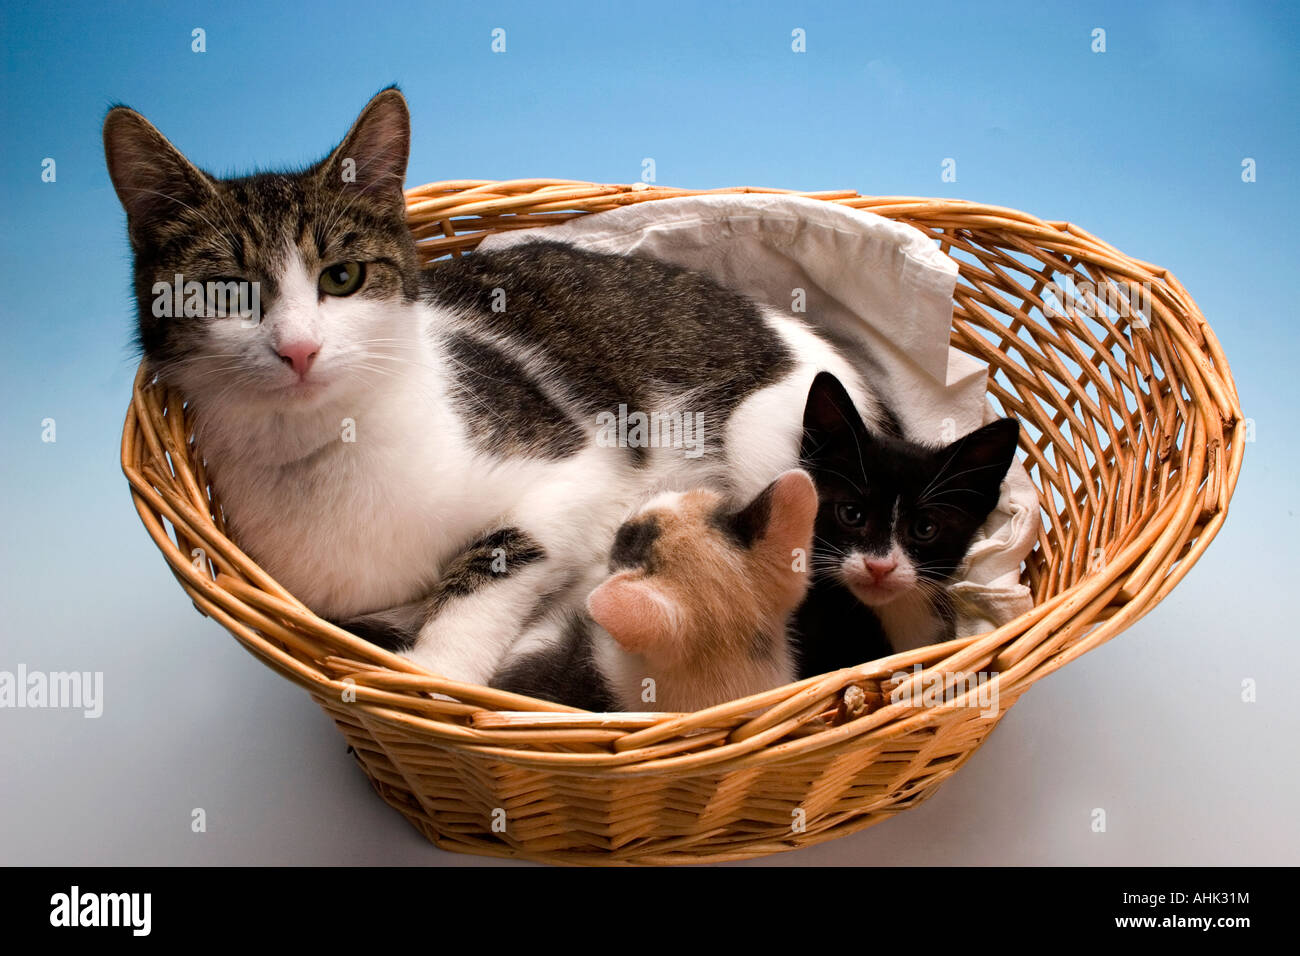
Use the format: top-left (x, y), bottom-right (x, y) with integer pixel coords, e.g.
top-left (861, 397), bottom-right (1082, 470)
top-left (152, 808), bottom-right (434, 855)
top-left (120, 180), bottom-right (1244, 777)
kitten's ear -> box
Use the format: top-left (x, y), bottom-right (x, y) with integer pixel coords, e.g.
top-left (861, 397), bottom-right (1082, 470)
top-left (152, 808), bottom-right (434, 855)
top-left (319, 87), bottom-right (410, 209)
top-left (103, 107), bottom-right (215, 246)
top-left (587, 573), bottom-right (682, 658)
top-left (735, 470), bottom-right (819, 609)
top-left (943, 418), bottom-right (1021, 499)
top-left (729, 470), bottom-right (818, 553)
top-left (801, 371), bottom-right (869, 458)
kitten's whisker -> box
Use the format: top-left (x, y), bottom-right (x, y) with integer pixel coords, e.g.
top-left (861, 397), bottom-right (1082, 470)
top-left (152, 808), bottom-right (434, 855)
top-left (814, 468), bottom-right (866, 496)
top-left (917, 460), bottom-right (1009, 505)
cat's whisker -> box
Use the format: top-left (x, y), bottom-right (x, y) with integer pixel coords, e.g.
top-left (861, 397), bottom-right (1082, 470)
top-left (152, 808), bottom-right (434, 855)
top-left (122, 186), bottom-right (243, 263)
top-left (917, 458), bottom-right (1008, 505)
top-left (351, 354), bottom-right (520, 430)
top-left (814, 467), bottom-right (866, 496)
top-left (319, 148), bottom-right (405, 242)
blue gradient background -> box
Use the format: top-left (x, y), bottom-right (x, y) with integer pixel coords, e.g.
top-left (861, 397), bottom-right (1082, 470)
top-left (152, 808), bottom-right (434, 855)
top-left (1, 0), bottom-right (1296, 865)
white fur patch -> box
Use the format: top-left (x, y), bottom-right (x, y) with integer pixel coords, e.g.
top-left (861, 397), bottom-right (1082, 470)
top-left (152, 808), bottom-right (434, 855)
top-left (724, 307), bottom-right (878, 499)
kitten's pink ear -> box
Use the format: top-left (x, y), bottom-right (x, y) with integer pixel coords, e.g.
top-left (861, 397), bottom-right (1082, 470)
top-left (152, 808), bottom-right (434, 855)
top-left (320, 87), bottom-right (410, 207)
top-left (758, 469), bottom-right (819, 561)
top-left (103, 107), bottom-right (214, 245)
top-left (587, 574), bottom-right (682, 657)
top-left (743, 470), bottom-right (818, 611)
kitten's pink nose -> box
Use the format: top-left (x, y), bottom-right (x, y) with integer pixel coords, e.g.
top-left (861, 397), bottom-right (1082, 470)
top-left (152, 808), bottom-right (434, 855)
top-left (276, 341), bottom-right (320, 380)
top-left (863, 557), bottom-right (898, 582)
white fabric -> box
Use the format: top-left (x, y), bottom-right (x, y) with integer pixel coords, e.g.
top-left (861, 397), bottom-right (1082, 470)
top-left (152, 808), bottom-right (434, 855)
top-left (477, 193), bottom-right (1039, 636)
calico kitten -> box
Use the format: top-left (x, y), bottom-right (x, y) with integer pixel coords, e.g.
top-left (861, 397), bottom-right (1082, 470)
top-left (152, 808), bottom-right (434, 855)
top-left (104, 88), bottom-right (875, 688)
top-left (795, 372), bottom-right (1019, 677)
top-left (491, 471), bottom-right (817, 712)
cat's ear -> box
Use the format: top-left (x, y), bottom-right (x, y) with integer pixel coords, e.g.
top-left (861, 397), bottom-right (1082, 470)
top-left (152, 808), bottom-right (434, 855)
top-left (734, 470), bottom-right (818, 608)
top-left (587, 573), bottom-right (682, 658)
top-left (942, 418), bottom-right (1021, 499)
top-left (801, 371), bottom-right (869, 458)
top-left (103, 107), bottom-right (215, 246)
top-left (729, 470), bottom-right (818, 553)
top-left (319, 87), bottom-right (410, 209)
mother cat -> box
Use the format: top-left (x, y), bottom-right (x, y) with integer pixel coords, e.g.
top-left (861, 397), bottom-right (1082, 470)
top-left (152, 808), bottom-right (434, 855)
top-left (104, 87), bottom-right (881, 686)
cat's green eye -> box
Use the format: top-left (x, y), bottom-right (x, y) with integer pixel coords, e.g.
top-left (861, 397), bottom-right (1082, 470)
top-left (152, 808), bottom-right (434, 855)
top-left (835, 503), bottom-right (865, 528)
top-left (911, 517), bottom-right (939, 542)
top-left (319, 261), bottom-right (366, 296)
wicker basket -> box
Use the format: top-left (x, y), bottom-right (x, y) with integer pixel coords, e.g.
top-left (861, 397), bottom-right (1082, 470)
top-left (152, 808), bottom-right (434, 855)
top-left (121, 180), bottom-right (1243, 865)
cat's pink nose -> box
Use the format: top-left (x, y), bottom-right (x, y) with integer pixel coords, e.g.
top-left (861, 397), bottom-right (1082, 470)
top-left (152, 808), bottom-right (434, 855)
top-left (276, 341), bottom-right (320, 379)
top-left (863, 557), bottom-right (897, 582)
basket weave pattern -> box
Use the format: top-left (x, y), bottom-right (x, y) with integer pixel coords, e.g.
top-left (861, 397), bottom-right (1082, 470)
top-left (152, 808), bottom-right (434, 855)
top-left (121, 181), bottom-right (1243, 864)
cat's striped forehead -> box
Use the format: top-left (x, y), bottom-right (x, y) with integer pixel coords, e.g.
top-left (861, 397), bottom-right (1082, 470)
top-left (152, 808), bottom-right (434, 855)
top-left (132, 169), bottom-right (420, 360)
top-left (149, 172), bottom-right (413, 289)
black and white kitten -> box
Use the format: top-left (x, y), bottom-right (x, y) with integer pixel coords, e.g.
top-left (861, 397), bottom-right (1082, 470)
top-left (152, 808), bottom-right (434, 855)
top-left (103, 88), bottom-right (880, 688)
top-left (794, 372), bottom-right (1020, 677)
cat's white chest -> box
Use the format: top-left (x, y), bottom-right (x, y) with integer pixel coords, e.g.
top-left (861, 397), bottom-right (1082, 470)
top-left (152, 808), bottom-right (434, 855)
top-left (206, 368), bottom-right (489, 618)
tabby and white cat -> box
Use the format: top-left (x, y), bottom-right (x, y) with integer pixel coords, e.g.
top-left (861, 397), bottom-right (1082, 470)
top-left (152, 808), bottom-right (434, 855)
top-left (795, 372), bottom-right (1020, 677)
top-left (103, 88), bottom-right (878, 688)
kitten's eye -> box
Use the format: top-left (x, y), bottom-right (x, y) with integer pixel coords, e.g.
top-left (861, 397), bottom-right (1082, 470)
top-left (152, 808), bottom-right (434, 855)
top-left (835, 503), bottom-right (865, 528)
top-left (319, 261), bottom-right (365, 296)
top-left (911, 517), bottom-right (939, 542)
